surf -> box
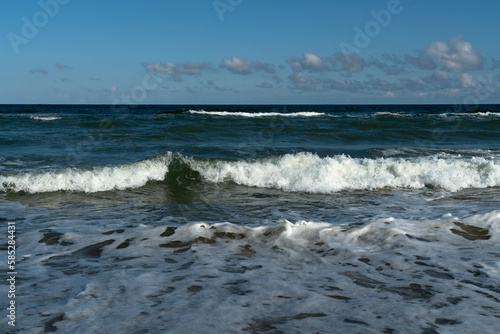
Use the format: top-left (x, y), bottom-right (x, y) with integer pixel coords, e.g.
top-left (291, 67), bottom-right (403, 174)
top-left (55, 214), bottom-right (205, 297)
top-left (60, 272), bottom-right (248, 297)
top-left (2, 152), bottom-right (500, 194)
top-left (187, 110), bottom-right (326, 117)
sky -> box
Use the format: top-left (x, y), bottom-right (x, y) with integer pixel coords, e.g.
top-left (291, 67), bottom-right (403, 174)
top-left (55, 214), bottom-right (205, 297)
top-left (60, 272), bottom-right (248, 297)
top-left (1, 0), bottom-right (500, 104)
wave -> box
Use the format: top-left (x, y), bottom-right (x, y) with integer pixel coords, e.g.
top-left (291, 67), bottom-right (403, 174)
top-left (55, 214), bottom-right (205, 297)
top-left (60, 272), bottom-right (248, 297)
top-left (2, 152), bottom-right (500, 194)
top-left (371, 111), bottom-right (411, 117)
top-left (190, 153), bottom-right (500, 193)
top-left (477, 112), bottom-right (500, 117)
top-left (0, 154), bottom-right (171, 193)
top-left (187, 110), bottom-right (325, 117)
top-left (439, 112), bottom-right (500, 118)
top-left (19, 206), bottom-right (500, 333)
top-left (338, 112), bottom-right (500, 119)
top-left (29, 116), bottom-right (63, 121)
top-left (152, 209), bottom-right (499, 250)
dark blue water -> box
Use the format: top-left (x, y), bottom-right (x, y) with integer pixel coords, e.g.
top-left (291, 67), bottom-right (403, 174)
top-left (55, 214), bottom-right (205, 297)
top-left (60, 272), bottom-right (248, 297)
top-left (2, 105), bottom-right (500, 171)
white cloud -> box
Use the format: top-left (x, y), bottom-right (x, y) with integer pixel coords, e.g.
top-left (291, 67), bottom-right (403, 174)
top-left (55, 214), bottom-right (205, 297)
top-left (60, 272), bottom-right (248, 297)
top-left (144, 62), bottom-right (211, 82)
top-left (459, 73), bottom-right (477, 88)
top-left (221, 57), bottom-right (275, 75)
top-left (425, 36), bottom-right (482, 73)
top-left (303, 53), bottom-right (323, 68)
top-left (422, 71), bottom-right (478, 91)
top-left (289, 72), bottom-right (308, 84)
top-left (288, 72), bottom-right (320, 91)
top-left (287, 53), bottom-right (329, 72)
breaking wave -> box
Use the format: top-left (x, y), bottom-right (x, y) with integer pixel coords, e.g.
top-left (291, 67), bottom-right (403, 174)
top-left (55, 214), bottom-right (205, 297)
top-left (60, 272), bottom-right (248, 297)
top-left (187, 110), bottom-right (326, 117)
top-left (29, 116), bottom-right (63, 121)
top-left (0, 154), bottom-right (172, 193)
top-left (2, 152), bottom-right (500, 194)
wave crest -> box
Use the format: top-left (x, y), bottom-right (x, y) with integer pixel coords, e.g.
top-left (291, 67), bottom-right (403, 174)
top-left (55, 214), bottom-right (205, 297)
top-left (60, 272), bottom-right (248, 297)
top-left (0, 154), bottom-right (172, 193)
top-left (29, 116), bottom-right (63, 121)
top-left (2, 152), bottom-right (500, 194)
top-left (187, 110), bottom-right (325, 117)
top-left (188, 152), bottom-right (500, 193)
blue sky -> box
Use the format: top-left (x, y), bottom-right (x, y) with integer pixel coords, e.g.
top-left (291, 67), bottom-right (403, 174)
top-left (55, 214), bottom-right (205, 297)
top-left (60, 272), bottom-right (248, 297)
top-left (1, 0), bottom-right (500, 104)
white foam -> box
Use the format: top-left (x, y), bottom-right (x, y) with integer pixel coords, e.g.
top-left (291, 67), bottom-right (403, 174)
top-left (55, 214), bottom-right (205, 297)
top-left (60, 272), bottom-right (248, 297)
top-left (371, 111), bottom-right (409, 117)
top-left (477, 111), bottom-right (500, 117)
top-left (3, 152), bottom-right (500, 194)
top-left (189, 152), bottom-right (500, 193)
top-left (339, 112), bottom-right (414, 118)
top-left (439, 112), bottom-right (500, 118)
top-left (29, 116), bottom-right (63, 121)
top-left (0, 154), bottom-right (171, 193)
top-left (188, 110), bottom-right (326, 117)
top-left (15, 210), bottom-right (500, 332)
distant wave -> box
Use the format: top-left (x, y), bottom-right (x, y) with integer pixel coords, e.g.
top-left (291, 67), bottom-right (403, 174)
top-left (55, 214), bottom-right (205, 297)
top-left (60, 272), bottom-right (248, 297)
top-left (2, 152), bottom-right (500, 194)
top-left (340, 111), bottom-right (500, 119)
top-left (370, 111), bottom-right (409, 117)
top-left (29, 116), bottom-right (63, 121)
top-left (187, 110), bottom-right (326, 117)
top-left (351, 111), bottom-right (500, 118)
top-left (439, 112), bottom-right (500, 118)
top-left (477, 112), bottom-right (500, 117)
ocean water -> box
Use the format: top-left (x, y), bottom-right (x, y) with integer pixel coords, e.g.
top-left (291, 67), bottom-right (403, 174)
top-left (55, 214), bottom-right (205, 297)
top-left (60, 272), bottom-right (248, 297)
top-left (1, 104), bottom-right (500, 333)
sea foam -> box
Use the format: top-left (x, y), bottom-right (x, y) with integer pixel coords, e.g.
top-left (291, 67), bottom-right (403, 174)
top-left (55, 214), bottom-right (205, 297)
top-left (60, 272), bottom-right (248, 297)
top-left (189, 152), bottom-right (500, 193)
top-left (2, 152), bottom-right (500, 193)
top-left (188, 110), bottom-right (325, 117)
top-left (29, 116), bottom-right (63, 121)
top-left (0, 154), bottom-right (171, 193)
top-left (17, 209), bottom-right (500, 333)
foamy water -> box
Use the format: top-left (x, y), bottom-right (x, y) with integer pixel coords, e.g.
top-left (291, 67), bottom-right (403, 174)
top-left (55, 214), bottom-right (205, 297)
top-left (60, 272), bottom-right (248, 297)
top-left (190, 153), bottom-right (500, 193)
top-left (3, 152), bottom-right (500, 194)
top-left (29, 116), bottom-right (63, 121)
top-left (188, 110), bottom-right (326, 117)
top-left (0, 154), bottom-right (171, 193)
top-left (8, 204), bottom-right (500, 333)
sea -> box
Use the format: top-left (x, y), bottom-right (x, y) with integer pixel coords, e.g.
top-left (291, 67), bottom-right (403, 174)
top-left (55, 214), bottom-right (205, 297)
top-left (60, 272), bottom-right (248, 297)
top-left (1, 104), bottom-right (500, 333)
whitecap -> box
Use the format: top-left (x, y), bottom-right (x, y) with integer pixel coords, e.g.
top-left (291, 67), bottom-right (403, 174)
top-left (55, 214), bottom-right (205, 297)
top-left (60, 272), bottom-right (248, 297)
top-left (188, 110), bottom-right (325, 117)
